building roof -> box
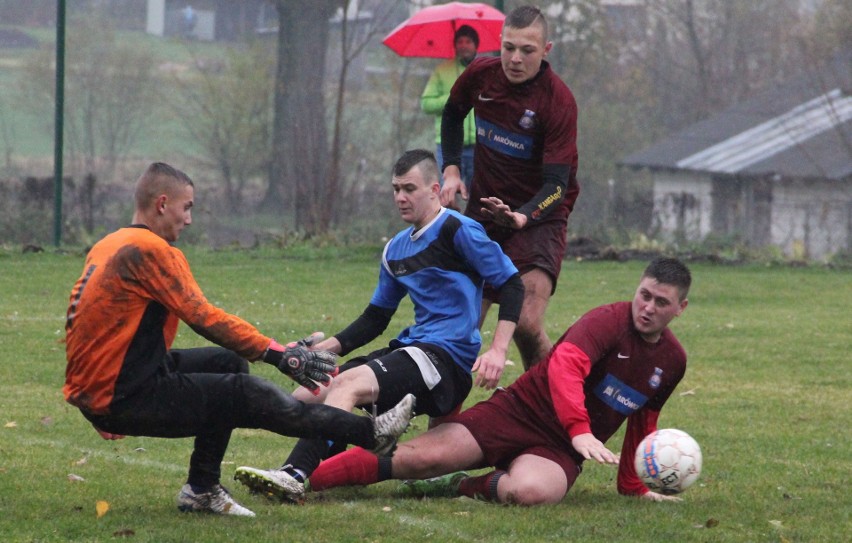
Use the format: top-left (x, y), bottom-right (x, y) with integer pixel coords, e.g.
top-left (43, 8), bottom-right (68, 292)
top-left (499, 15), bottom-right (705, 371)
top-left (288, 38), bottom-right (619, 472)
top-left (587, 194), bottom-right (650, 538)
top-left (620, 52), bottom-right (852, 180)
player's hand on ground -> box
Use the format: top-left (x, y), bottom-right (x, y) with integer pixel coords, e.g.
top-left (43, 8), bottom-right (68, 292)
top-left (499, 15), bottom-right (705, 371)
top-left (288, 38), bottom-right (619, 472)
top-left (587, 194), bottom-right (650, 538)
top-left (92, 423), bottom-right (125, 440)
top-left (472, 349), bottom-right (505, 389)
top-left (640, 490), bottom-right (683, 502)
top-left (571, 433), bottom-right (619, 464)
top-left (480, 197), bottom-right (526, 229)
top-left (263, 339), bottom-right (338, 394)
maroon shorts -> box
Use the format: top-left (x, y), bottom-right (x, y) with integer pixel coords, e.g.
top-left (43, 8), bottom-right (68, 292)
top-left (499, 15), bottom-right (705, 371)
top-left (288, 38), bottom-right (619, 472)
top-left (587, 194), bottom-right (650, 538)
top-left (446, 388), bottom-right (581, 489)
top-left (482, 218), bottom-right (567, 302)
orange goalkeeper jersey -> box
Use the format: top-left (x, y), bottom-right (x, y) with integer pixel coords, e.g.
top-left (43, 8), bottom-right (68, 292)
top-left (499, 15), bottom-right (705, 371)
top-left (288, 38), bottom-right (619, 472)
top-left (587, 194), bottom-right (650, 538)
top-left (64, 226), bottom-right (270, 414)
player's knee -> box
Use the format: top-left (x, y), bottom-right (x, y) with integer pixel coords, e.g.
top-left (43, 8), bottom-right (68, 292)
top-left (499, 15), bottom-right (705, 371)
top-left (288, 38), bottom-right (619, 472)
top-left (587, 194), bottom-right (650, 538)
top-left (505, 479), bottom-right (563, 505)
top-left (513, 325), bottom-right (549, 360)
top-left (218, 348), bottom-right (249, 374)
top-left (330, 366), bottom-right (378, 405)
top-left (242, 375), bottom-right (302, 417)
top-left (514, 309), bottom-right (547, 339)
top-left (331, 368), bottom-right (358, 388)
top-left (513, 323), bottom-right (538, 346)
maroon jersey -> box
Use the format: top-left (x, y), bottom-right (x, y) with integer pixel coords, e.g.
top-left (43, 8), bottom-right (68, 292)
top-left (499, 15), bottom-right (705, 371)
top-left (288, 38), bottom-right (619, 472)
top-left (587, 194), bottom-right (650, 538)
top-left (507, 302), bottom-right (687, 494)
top-left (447, 56), bottom-right (579, 224)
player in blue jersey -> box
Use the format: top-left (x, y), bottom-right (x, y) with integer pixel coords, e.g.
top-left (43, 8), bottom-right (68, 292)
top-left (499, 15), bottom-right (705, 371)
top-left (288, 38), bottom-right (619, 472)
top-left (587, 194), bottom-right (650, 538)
top-left (234, 149), bottom-right (524, 503)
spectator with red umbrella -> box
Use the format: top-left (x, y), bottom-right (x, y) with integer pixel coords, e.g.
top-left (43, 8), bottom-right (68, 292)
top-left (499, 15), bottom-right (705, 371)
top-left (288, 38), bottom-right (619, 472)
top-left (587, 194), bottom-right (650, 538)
top-left (382, 2), bottom-right (505, 59)
top-left (420, 24), bottom-right (480, 192)
top-left (384, 2), bottom-right (507, 193)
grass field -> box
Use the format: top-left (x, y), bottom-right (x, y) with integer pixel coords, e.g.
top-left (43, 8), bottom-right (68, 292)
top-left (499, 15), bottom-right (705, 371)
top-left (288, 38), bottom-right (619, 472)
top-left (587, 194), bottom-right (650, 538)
top-left (0, 247), bottom-right (849, 542)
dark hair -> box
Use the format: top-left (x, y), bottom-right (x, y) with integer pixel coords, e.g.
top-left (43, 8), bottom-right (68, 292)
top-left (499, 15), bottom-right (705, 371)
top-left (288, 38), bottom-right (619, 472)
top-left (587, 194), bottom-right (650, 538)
top-left (454, 24), bottom-right (480, 48)
top-left (504, 5), bottom-right (548, 42)
top-left (393, 149), bottom-right (439, 182)
top-left (642, 257), bottom-right (692, 301)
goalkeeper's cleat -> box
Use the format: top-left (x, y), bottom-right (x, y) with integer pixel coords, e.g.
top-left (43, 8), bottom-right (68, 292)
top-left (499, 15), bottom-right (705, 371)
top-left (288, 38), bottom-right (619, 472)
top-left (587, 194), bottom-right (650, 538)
top-left (371, 393), bottom-right (416, 456)
top-left (234, 465), bottom-right (305, 504)
top-left (176, 483), bottom-right (256, 517)
top-left (401, 471), bottom-right (469, 498)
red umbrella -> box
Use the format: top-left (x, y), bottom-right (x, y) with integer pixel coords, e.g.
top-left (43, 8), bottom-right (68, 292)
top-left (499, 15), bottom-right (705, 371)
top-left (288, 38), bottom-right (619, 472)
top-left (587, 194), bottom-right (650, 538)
top-left (383, 2), bottom-right (505, 59)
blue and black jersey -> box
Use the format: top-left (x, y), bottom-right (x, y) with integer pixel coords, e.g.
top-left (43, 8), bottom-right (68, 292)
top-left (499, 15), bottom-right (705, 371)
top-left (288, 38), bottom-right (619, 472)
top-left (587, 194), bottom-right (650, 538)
top-left (371, 208), bottom-right (517, 372)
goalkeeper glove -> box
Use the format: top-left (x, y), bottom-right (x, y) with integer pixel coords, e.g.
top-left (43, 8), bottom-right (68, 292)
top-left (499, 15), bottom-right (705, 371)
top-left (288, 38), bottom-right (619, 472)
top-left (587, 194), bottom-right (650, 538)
top-left (263, 339), bottom-right (338, 395)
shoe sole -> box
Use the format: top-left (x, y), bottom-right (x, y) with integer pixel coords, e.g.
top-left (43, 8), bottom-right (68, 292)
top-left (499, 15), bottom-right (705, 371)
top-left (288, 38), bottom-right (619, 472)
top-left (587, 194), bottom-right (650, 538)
top-left (234, 469), bottom-right (305, 505)
top-left (373, 394), bottom-right (416, 456)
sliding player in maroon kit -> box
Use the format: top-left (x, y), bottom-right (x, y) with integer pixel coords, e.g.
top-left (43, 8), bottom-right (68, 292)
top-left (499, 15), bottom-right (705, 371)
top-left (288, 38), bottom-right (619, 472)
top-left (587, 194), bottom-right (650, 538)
top-left (294, 257), bottom-right (691, 505)
top-left (439, 5), bottom-right (580, 370)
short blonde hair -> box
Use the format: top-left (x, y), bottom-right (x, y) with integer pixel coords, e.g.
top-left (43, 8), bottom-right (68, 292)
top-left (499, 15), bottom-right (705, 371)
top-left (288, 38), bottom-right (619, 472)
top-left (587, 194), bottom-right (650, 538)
top-left (134, 162), bottom-right (193, 210)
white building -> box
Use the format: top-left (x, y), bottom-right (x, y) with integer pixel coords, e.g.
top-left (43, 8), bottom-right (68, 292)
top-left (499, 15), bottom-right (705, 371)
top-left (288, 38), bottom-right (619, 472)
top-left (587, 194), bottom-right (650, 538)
top-left (620, 52), bottom-right (852, 261)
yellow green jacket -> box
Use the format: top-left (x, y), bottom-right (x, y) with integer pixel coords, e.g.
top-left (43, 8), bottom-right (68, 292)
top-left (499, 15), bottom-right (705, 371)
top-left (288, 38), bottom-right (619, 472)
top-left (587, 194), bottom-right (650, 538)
top-left (421, 57), bottom-right (477, 146)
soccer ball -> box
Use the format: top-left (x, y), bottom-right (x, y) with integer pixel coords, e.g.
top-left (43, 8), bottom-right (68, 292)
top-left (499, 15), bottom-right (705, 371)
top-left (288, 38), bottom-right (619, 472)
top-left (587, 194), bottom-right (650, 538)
top-left (634, 428), bottom-right (702, 495)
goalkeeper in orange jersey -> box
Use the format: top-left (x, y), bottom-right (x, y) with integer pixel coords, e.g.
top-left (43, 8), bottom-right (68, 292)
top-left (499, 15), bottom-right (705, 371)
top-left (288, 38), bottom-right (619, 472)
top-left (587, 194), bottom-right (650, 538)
top-left (63, 162), bottom-right (415, 517)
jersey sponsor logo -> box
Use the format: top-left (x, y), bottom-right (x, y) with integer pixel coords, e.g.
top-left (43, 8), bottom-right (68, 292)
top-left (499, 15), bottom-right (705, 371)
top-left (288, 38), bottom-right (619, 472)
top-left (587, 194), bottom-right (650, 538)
top-left (476, 118), bottom-right (533, 159)
top-left (532, 185), bottom-right (561, 219)
top-left (477, 93), bottom-right (495, 102)
top-left (594, 374), bottom-right (648, 415)
top-left (617, 352), bottom-right (630, 359)
top-left (649, 367), bottom-right (663, 389)
top-left (519, 109), bottom-right (536, 129)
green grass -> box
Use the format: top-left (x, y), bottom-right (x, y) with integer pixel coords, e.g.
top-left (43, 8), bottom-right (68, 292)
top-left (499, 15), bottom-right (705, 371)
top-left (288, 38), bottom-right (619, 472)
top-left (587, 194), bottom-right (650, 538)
top-left (0, 248), bottom-right (849, 542)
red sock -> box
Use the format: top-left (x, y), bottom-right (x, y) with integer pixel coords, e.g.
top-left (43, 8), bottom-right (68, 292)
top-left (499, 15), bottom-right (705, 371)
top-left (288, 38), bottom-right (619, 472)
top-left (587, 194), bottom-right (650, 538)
top-left (309, 447), bottom-right (378, 491)
top-left (458, 470), bottom-right (505, 502)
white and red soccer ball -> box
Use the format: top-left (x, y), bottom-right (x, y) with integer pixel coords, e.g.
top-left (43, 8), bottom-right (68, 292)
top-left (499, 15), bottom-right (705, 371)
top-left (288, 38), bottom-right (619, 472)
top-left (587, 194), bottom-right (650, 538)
top-left (634, 428), bottom-right (702, 495)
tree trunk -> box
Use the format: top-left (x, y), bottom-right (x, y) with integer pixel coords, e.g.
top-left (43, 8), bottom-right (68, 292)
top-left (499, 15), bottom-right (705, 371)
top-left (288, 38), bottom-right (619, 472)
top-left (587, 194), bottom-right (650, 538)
top-left (683, 0), bottom-right (710, 121)
top-left (264, 0), bottom-right (342, 235)
top-left (323, 2), bottom-right (350, 231)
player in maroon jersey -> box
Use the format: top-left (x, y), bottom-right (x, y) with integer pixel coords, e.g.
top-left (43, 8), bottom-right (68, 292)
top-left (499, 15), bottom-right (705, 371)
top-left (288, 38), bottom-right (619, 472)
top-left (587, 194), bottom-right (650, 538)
top-left (439, 5), bottom-right (580, 371)
top-left (296, 257), bottom-right (691, 505)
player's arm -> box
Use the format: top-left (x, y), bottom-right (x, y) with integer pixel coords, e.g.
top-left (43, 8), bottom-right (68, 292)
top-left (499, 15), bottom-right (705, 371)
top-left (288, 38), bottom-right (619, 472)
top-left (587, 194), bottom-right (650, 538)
top-left (623, 360), bottom-right (687, 501)
top-left (548, 342), bottom-right (593, 436)
top-left (147, 247), bottom-right (269, 359)
top-left (146, 246), bottom-right (338, 393)
top-left (480, 164), bottom-right (570, 229)
top-left (617, 408), bottom-right (659, 497)
top-left (440, 101), bottom-right (471, 205)
top-left (549, 342), bottom-right (618, 464)
top-left (516, 163), bottom-right (571, 221)
top-left (472, 273), bottom-right (523, 388)
top-left (487, 83), bottom-right (578, 228)
top-left (440, 101), bottom-right (468, 170)
top-left (619, 408), bottom-right (682, 502)
top-left (328, 303), bottom-right (395, 357)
